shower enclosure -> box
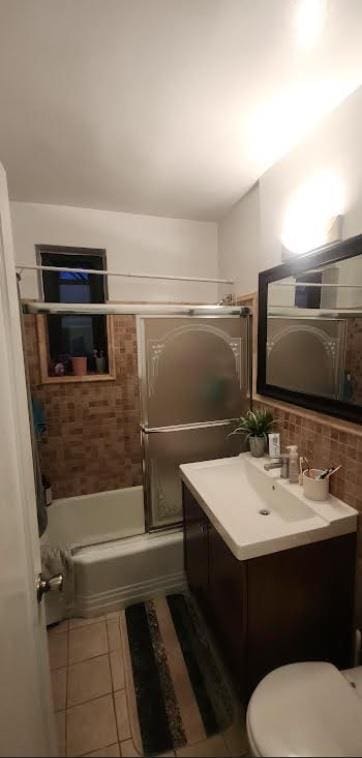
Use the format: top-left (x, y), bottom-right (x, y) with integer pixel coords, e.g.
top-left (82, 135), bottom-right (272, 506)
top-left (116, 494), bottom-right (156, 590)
top-left (19, 262), bottom-right (251, 615)
top-left (138, 314), bottom-right (251, 530)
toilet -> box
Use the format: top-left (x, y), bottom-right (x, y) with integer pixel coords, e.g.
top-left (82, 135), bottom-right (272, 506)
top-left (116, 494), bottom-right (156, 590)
top-left (246, 662), bottom-right (362, 757)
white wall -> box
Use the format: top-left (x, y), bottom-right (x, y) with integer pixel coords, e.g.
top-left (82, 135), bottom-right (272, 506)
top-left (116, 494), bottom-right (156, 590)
top-left (219, 85), bottom-right (362, 294)
top-left (218, 183), bottom-right (260, 298)
top-left (11, 202), bottom-right (219, 303)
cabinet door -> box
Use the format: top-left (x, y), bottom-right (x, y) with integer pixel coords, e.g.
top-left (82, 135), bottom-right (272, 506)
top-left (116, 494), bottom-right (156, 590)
top-left (182, 484), bottom-right (209, 612)
top-left (208, 522), bottom-right (246, 687)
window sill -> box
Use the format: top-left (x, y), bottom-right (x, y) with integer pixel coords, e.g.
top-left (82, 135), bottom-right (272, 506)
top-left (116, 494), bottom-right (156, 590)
top-left (36, 314), bottom-right (116, 386)
top-left (41, 373), bottom-right (115, 384)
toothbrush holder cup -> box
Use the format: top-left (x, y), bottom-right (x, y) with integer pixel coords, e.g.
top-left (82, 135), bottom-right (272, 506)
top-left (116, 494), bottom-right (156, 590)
top-left (303, 469), bottom-right (329, 502)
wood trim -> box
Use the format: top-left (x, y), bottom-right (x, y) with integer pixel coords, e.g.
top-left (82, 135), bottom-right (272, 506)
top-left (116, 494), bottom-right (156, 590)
top-left (36, 314), bottom-right (116, 384)
top-left (106, 314), bottom-right (116, 378)
top-left (38, 374), bottom-right (116, 385)
top-left (36, 315), bottom-right (50, 383)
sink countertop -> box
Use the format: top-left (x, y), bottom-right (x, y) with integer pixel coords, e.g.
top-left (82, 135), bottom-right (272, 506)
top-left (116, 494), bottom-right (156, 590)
top-left (180, 453), bottom-right (358, 561)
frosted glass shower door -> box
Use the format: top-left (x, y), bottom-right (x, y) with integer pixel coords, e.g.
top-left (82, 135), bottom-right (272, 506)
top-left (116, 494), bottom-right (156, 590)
top-left (142, 422), bottom-right (242, 529)
top-left (138, 315), bottom-right (249, 530)
top-left (139, 316), bottom-right (247, 427)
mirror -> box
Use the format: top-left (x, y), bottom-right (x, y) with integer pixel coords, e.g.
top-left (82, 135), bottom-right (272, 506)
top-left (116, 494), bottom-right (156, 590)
top-left (257, 235), bottom-right (362, 423)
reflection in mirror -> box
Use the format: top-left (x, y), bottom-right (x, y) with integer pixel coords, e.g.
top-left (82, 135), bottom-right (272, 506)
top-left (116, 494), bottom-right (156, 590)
top-left (266, 254), bottom-right (362, 407)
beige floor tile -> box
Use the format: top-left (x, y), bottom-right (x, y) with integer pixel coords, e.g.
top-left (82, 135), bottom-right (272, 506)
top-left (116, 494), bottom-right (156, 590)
top-left (110, 650), bottom-right (125, 690)
top-left (223, 719), bottom-right (249, 757)
top-left (55, 710), bottom-right (66, 756)
top-left (120, 738), bottom-right (142, 757)
top-left (119, 611), bottom-right (143, 755)
top-left (68, 654), bottom-right (112, 707)
top-left (47, 620), bottom-right (69, 636)
top-left (114, 690), bottom-right (131, 742)
top-left (69, 616), bottom-right (105, 630)
top-left (107, 619), bottom-right (122, 651)
top-left (66, 694), bottom-right (118, 757)
top-left (176, 735), bottom-right (230, 757)
top-left (85, 743), bottom-right (120, 757)
top-left (51, 667), bottom-right (67, 711)
top-left (48, 632), bottom-right (68, 670)
top-left (69, 621), bottom-right (108, 664)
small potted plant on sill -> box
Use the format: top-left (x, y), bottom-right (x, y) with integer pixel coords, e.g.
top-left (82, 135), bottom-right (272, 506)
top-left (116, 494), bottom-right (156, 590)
top-left (71, 355), bottom-right (88, 376)
top-left (231, 408), bottom-right (274, 457)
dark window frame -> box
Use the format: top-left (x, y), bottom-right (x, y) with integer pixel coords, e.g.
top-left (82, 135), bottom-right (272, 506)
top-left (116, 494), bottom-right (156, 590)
top-left (36, 245), bottom-right (109, 375)
top-left (36, 244), bottom-right (108, 301)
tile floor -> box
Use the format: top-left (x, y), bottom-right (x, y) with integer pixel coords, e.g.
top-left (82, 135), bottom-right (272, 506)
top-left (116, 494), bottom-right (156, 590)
top-left (48, 613), bottom-right (249, 758)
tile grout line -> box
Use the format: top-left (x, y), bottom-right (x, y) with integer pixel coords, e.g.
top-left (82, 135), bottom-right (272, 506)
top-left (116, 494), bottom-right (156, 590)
top-left (75, 737), bottom-right (122, 758)
top-left (66, 687), bottom-right (127, 712)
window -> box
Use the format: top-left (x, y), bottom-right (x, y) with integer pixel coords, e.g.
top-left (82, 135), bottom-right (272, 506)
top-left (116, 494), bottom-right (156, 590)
top-left (295, 271), bottom-right (322, 309)
top-left (37, 245), bottom-right (111, 378)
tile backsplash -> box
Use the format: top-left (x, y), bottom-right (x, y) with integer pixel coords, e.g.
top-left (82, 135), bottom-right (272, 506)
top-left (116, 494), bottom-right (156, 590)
top-left (254, 396), bottom-right (362, 626)
top-left (24, 314), bottom-right (142, 498)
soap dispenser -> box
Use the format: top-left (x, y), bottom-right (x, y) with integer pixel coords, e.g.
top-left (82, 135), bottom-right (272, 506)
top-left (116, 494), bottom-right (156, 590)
top-left (287, 445), bottom-right (299, 483)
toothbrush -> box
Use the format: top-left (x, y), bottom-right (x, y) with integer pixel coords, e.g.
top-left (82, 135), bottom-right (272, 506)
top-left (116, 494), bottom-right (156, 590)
top-left (318, 468), bottom-right (332, 480)
top-left (326, 465), bottom-right (342, 479)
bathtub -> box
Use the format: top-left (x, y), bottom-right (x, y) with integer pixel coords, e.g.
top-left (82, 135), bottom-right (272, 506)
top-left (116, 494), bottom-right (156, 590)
top-left (45, 485), bottom-right (146, 548)
top-left (42, 486), bottom-right (185, 623)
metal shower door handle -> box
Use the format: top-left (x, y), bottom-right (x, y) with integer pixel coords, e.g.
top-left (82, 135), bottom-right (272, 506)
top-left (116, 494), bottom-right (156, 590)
top-left (36, 572), bottom-right (63, 603)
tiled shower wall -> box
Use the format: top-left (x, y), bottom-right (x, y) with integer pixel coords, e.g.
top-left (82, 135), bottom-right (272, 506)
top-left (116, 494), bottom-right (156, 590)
top-left (24, 314), bottom-right (142, 498)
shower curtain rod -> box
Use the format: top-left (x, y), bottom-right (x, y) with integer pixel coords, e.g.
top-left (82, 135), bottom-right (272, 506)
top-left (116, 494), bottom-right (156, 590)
top-left (22, 301), bottom-right (248, 316)
top-left (270, 281), bottom-right (362, 289)
top-left (16, 263), bottom-right (234, 286)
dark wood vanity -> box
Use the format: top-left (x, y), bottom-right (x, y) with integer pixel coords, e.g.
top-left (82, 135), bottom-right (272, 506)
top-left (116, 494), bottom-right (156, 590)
top-left (183, 482), bottom-right (356, 704)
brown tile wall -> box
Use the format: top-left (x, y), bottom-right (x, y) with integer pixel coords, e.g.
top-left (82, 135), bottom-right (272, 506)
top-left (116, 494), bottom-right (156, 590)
top-left (254, 398), bottom-right (362, 510)
top-left (24, 314), bottom-right (142, 498)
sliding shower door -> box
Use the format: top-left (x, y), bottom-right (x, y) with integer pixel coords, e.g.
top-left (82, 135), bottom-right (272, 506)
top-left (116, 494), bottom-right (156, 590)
top-left (142, 421), bottom-right (241, 530)
top-left (138, 315), bottom-right (250, 530)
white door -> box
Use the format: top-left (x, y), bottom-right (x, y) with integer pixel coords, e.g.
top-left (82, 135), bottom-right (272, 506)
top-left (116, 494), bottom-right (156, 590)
top-left (0, 163), bottom-right (56, 757)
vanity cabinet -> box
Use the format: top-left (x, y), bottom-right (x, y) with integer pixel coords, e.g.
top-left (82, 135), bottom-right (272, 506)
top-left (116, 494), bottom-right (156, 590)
top-left (182, 483), bottom-right (356, 704)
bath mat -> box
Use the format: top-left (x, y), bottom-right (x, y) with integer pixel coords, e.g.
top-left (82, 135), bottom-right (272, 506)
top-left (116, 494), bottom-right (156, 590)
top-left (121, 593), bottom-right (234, 756)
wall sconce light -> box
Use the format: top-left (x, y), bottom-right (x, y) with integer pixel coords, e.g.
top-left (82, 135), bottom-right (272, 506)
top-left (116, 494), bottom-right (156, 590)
top-left (281, 171), bottom-right (345, 258)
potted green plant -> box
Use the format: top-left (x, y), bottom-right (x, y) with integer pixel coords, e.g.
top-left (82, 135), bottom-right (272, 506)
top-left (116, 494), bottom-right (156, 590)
top-left (231, 408), bottom-right (274, 457)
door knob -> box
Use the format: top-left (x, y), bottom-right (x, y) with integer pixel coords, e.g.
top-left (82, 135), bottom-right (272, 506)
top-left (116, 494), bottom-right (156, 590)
top-left (36, 572), bottom-right (63, 603)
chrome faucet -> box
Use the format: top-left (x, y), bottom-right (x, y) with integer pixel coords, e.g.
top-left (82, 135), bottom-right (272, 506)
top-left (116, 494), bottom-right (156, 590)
top-left (264, 458), bottom-right (283, 471)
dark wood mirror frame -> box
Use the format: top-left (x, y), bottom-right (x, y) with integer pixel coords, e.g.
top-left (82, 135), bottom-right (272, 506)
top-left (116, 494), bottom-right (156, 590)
top-left (257, 234), bottom-right (362, 424)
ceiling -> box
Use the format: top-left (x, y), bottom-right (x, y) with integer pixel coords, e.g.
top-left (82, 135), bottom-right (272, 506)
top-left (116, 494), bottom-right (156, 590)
top-left (0, 0), bottom-right (362, 221)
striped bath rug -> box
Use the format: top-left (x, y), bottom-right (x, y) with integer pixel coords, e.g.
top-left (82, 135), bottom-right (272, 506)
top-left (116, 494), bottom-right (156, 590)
top-left (120, 593), bottom-right (234, 756)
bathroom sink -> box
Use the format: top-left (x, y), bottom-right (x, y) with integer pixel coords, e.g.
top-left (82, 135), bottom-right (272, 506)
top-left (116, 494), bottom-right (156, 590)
top-left (180, 453), bottom-right (357, 561)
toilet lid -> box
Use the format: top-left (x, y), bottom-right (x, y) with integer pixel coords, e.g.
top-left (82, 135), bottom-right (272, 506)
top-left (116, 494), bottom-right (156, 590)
top-left (247, 662), bottom-right (362, 757)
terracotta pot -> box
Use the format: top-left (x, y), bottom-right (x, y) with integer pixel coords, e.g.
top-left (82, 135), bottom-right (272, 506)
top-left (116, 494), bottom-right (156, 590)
top-left (71, 356), bottom-right (87, 376)
top-left (249, 435), bottom-right (266, 457)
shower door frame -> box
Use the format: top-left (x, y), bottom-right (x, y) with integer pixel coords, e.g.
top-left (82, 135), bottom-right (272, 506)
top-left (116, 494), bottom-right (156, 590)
top-left (137, 313), bottom-right (252, 533)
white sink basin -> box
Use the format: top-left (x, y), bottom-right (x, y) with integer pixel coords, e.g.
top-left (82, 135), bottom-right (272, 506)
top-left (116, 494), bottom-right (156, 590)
top-left (180, 453), bottom-right (357, 561)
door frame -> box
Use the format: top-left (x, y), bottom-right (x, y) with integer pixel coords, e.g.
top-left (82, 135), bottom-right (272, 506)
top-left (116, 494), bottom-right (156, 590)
top-left (0, 163), bottom-right (56, 756)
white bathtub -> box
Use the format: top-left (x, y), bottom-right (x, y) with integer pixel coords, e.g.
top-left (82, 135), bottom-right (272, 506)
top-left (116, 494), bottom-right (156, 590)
top-left (46, 485), bottom-right (146, 548)
top-left (42, 486), bottom-right (185, 623)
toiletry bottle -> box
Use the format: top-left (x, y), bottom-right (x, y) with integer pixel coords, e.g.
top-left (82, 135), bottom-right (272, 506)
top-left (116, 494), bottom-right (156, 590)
top-left (268, 432), bottom-right (280, 459)
top-left (280, 453), bottom-right (289, 479)
top-left (287, 445), bottom-right (299, 484)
